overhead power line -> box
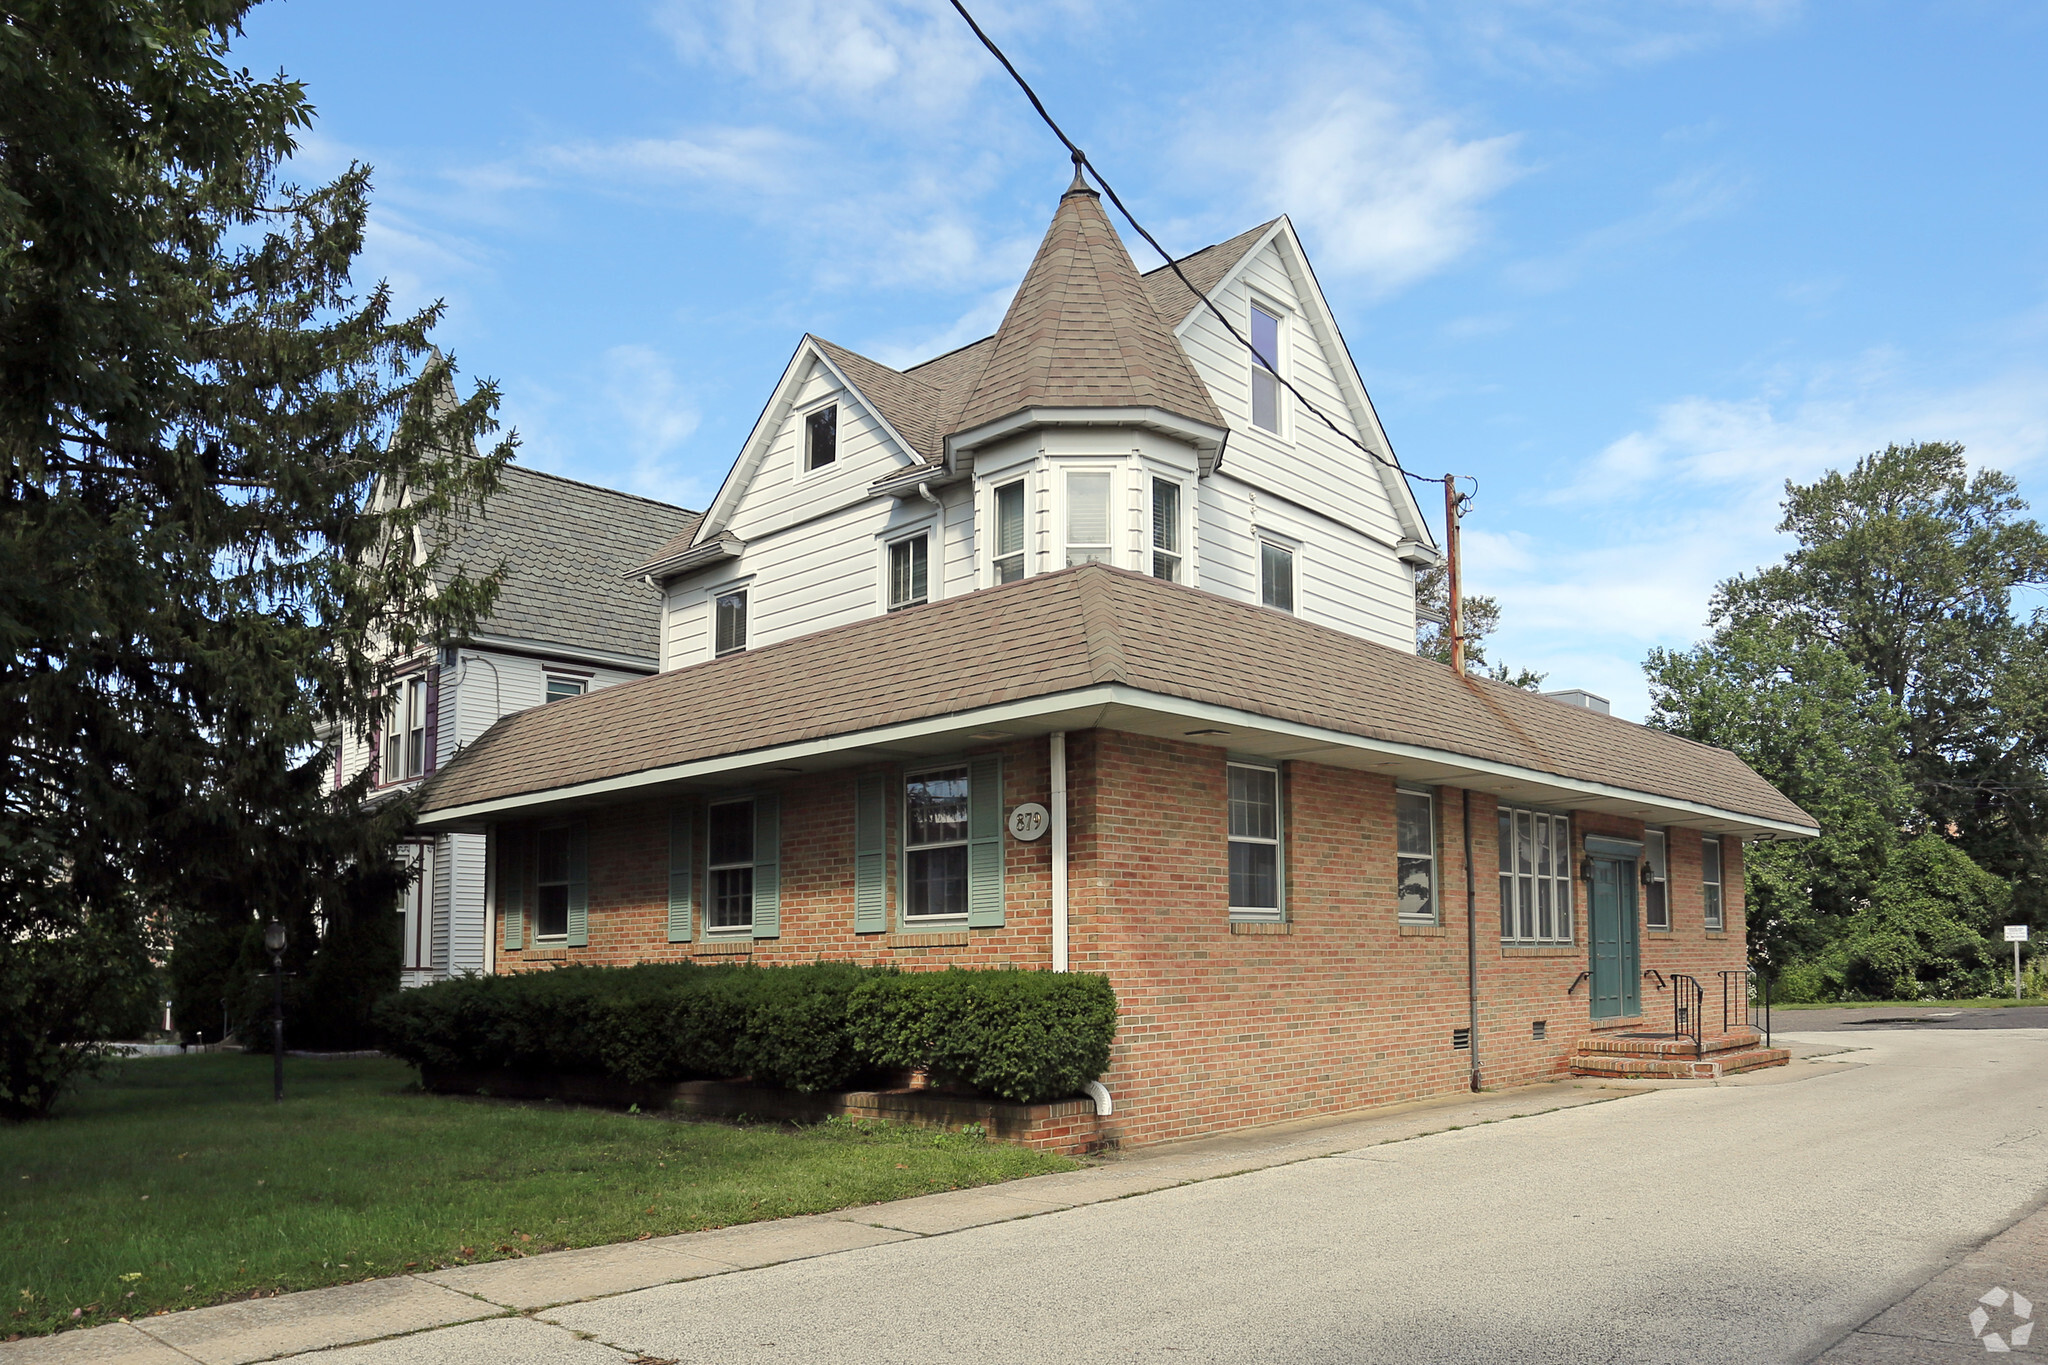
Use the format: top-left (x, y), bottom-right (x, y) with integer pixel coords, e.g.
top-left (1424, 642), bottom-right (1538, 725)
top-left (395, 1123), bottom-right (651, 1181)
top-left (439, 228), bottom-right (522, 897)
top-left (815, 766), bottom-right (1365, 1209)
top-left (946, 0), bottom-right (1450, 491)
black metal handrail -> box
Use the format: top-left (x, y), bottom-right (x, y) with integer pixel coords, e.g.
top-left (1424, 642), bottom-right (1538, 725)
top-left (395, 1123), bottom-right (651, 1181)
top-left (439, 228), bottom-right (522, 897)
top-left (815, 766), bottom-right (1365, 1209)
top-left (1567, 971), bottom-right (1589, 997)
top-left (1669, 973), bottom-right (1704, 1058)
top-left (1720, 969), bottom-right (1752, 1033)
top-left (1642, 969), bottom-right (1667, 991)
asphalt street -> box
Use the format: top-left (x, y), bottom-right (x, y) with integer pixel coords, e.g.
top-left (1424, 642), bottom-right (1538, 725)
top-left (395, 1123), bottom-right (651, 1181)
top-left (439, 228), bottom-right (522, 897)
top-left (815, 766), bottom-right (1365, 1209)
top-left (284, 1027), bottom-right (2046, 1365)
top-left (1772, 1004), bottom-right (2048, 1031)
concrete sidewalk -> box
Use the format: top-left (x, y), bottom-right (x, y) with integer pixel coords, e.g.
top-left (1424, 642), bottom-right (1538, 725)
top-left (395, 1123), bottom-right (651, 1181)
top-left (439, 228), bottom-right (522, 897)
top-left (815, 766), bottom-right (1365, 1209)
top-left (3, 1065), bottom-right (1768, 1365)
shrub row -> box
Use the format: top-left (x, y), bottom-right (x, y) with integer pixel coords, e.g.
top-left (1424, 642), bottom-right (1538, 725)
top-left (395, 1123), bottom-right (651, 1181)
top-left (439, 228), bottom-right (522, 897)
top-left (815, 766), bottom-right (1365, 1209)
top-left (373, 962), bottom-right (1118, 1104)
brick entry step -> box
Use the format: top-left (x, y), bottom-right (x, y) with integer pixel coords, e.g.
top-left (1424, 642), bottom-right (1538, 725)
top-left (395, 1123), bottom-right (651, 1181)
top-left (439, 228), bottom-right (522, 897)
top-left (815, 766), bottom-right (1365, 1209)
top-left (1569, 1028), bottom-right (1791, 1080)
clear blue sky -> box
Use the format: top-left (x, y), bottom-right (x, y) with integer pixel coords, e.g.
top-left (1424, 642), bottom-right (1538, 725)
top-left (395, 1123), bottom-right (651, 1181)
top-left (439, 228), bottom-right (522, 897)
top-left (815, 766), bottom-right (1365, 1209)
top-left (236, 0), bottom-right (2048, 719)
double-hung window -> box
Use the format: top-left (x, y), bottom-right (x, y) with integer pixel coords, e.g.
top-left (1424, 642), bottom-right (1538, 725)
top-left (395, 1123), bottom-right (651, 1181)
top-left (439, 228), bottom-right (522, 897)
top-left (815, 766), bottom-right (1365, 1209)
top-left (707, 800), bottom-right (756, 934)
top-left (888, 534), bottom-right (929, 609)
top-left (904, 766), bottom-right (970, 920)
top-left (534, 827), bottom-right (572, 941)
top-left (1227, 762), bottom-right (1282, 919)
top-left (714, 588), bottom-right (748, 656)
top-left (1397, 788), bottom-right (1436, 925)
top-left (1151, 478), bottom-right (1182, 582)
top-left (806, 404), bottom-right (838, 469)
top-left (1644, 829), bottom-right (1670, 930)
top-left (1701, 836), bottom-right (1724, 930)
top-left (545, 676), bottom-right (586, 704)
top-left (1498, 806), bottom-right (1573, 943)
top-left (1260, 540), bottom-right (1295, 612)
top-left (398, 841), bottom-right (433, 971)
top-left (1250, 302), bottom-right (1283, 434)
top-left (993, 480), bottom-right (1026, 583)
top-left (384, 674), bottom-right (428, 781)
top-left (1065, 471), bottom-right (1113, 567)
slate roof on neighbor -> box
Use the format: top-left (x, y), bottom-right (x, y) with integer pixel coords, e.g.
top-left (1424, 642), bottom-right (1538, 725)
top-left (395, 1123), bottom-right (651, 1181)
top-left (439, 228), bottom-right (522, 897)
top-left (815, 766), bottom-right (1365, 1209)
top-left (629, 212), bottom-right (1276, 577)
top-left (417, 563), bottom-right (1817, 833)
top-left (431, 464), bottom-right (699, 666)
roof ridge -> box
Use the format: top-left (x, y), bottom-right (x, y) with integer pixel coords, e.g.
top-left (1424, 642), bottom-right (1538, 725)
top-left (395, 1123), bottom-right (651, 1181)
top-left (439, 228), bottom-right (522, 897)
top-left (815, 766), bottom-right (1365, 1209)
top-left (1136, 217), bottom-right (1283, 280)
top-left (497, 462), bottom-right (700, 514)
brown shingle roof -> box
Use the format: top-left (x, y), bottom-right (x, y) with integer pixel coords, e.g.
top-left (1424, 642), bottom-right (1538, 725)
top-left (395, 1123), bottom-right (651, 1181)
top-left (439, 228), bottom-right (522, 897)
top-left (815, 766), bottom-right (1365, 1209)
top-left (1140, 218), bottom-right (1281, 328)
top-left (950, 180), bottom-right (1226, 434)
top-left (418, 564), bottom-right (1815, 833)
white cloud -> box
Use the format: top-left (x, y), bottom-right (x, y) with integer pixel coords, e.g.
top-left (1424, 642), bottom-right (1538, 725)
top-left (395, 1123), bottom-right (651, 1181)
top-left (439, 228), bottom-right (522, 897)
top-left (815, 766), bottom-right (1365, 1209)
top-left (1430, 0), bottom-right (1801, 83)
top-left (598, 345), bottom-right (706, 505)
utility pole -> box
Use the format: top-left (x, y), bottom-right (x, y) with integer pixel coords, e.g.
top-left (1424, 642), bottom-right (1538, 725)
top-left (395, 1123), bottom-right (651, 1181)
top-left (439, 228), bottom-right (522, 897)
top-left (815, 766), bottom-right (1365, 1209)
top-left (1444, 474), bottom-right (1464, 676)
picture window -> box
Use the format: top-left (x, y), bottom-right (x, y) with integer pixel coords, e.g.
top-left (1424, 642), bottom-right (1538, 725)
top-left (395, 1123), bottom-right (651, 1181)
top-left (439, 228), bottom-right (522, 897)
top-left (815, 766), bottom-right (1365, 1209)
top-left (1499, 807), bottom-right (1573, 944)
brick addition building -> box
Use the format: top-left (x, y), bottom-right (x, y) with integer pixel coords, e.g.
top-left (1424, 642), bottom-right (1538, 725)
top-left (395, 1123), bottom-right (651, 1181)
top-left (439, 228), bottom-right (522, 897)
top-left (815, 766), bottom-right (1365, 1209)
top-left (411, 168), bottom-right (1816, 1147)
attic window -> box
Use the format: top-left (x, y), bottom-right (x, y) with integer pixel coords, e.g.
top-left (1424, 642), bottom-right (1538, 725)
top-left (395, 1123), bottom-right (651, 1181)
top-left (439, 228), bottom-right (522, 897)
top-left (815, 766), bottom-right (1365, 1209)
top-left (806, 404), bottom-right (838, 470)
top-left (1250, 303), bottom-right (1283, 434)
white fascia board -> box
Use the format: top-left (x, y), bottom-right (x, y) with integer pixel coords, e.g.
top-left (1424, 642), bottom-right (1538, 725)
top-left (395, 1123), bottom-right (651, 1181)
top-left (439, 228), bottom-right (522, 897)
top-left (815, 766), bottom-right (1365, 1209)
top-left (946, 406), bottom-right (1227, 460)
top-left (416, 682), bottom-right (1817, 840)
top-left (692, 339), bottom-right (812, 544)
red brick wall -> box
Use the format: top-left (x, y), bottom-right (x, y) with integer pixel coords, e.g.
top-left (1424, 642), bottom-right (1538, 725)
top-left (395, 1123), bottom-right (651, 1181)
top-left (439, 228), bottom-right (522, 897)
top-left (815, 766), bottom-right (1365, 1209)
top-left (485, 728), bottom-right (1752, 1149)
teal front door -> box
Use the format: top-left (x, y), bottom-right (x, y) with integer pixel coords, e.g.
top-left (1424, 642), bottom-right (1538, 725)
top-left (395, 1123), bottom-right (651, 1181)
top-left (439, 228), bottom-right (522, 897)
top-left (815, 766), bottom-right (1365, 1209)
top-left (1588, 856), bottom-right (1641, 1020)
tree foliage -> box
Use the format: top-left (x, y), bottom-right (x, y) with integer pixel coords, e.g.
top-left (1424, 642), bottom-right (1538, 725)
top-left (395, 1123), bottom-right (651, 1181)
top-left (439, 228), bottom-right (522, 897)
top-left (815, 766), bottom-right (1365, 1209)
top-left (1, 0), bottom-right (510, 1114)
top-left (1414, 561), bottom-right (1547, 689)
top-left (1647, 442), bottom-right (2046, 999)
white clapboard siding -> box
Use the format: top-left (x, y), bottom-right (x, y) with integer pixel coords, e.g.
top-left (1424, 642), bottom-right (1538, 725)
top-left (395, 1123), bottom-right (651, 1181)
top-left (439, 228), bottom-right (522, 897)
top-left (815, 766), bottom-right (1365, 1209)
top-left (725, 359), bottom-right (916, 542)
top-left (441, 831), bottom-right (488, 976)
top-left (1179, 238), bottom-right (1408, 550)
top-left (1198, 471), bottom-right (1416, 651)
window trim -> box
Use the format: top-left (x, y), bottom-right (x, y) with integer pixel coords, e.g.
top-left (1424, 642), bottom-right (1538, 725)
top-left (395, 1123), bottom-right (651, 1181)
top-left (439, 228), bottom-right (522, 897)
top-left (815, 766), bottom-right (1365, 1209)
top-left (801, 400), bottom-right (839, 474)
top-left (382, 671), bottom-right (430, 784)
top-left (1498, 805), bottom-right (1574, 945)
top-left (544, 674), bottom-right (587, 705)
top-left (886, 530), bottom-right (931, 611)
top-left (1396, 786), bottom-right (1438, 927)
top-left (991, 477), bottom-right (1028, 585)
top-left (1644, 829), bottom-right (1670, 931)
top-left (1227, 759), bottom-right (1285, 922)
top-left (704, 797), bottom-right (757, 937)
top-left (532, 824), bottom-right (573, 943)
top-left (1701, 835), bottom-right (1724, 931)
top-left (1249, 297), bottom-right (1287, 438)
top-left (712, 584), bottom-right (749, 657)
top-left (1149, 476), bottom-right (1183, 583)
top-left (902, 760), bottom-right (972, 924)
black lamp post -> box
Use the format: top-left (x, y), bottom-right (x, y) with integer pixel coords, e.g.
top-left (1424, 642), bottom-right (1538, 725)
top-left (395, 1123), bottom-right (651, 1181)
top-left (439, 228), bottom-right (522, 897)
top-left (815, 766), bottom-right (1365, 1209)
top-left (265, 918), bottom-right (286, 1102)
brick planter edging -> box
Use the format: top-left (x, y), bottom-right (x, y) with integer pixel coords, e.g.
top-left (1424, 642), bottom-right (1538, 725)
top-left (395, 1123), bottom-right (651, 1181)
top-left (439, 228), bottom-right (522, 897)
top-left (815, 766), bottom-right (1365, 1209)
top-left (419, 1067), bottom-right (1106, 1155)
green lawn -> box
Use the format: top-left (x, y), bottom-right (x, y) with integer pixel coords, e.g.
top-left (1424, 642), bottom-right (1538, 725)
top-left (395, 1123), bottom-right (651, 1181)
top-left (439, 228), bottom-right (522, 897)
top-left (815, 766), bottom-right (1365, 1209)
top-left (1, 1054), bottom-right (1076, 1339)
top-left (1773, 996), bottom-right (2048, 1010)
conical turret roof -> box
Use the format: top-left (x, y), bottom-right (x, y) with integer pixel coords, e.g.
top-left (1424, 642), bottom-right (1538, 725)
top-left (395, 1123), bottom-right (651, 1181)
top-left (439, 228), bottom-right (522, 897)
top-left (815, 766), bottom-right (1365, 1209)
top-left (952, 160), bottom-right (1226, 435)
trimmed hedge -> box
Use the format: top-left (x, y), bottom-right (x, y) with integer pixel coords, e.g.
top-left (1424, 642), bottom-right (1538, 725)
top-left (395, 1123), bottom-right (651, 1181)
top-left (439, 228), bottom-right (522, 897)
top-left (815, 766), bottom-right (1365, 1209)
top-left (374, 962), bottom-right (1118, 1104)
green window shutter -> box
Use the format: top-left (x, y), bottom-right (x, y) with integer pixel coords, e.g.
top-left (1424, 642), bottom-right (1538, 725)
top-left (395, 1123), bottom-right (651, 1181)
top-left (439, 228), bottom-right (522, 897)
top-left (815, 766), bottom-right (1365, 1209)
top-left (854, 774), bottom-right (887, 933)
top-left (667, 806), bottom-right (693, 943)
top-left (499, 829), bottom-right (523, 951)
top-left (566, 823), bottom-right (589, 948)
top-left (967, 755), bottom-right (1005, 928)
top-left (752, 795), bottom-right (781, 939)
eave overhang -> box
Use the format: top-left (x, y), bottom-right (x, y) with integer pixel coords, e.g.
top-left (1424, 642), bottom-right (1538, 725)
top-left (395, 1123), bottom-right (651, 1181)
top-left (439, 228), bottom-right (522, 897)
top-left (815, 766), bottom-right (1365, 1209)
top-left (414, 682), bottom-right (1821, 843)
top-left (944, 405), bottom-right (1230, 474)
top-left (633, 531), bottom-right (745, 585)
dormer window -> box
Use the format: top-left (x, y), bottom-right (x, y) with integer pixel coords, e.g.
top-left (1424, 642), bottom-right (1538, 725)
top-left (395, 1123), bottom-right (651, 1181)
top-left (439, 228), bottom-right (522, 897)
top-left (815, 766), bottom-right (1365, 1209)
top-left (1066, 470), bottom-right (1112, 567)
top-left (993, 480), bottom-right (1026, 583)
top-left (1250, 303), bottom-right (1283, 434)
top-left (888, 534), bottom-right (929, 609)
top-left (806, 404), bottom-right (838, 470)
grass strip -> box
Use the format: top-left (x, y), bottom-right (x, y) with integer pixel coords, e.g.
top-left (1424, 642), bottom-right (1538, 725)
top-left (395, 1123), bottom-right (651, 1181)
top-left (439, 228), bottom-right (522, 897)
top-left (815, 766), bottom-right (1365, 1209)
top-left (2, 1053), bottom-right (1074, 1338)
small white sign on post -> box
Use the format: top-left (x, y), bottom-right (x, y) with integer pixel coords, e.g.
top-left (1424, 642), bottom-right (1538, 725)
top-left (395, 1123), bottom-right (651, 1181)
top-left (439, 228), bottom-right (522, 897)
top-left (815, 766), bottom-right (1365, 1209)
top-left (2006, 925), bottom-right (2030, 942)
top-left (2008, 926), bottom-right (2031, 1001)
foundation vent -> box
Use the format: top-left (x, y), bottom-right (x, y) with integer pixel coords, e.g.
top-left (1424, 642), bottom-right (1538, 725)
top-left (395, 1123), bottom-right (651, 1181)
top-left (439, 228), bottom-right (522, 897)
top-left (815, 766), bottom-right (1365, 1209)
top-left (1452, 1027), bottom-right (1472, 1050)
top-left (1532, 1020), bottom-right (1547, 1041)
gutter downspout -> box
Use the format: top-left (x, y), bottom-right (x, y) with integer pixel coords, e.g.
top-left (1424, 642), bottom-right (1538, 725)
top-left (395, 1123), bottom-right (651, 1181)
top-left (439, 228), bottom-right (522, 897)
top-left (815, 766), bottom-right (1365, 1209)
top-left (1051, 731), bottom-right (1068, 973)
top-left (1464, 787), bottom-right (1481, 1092)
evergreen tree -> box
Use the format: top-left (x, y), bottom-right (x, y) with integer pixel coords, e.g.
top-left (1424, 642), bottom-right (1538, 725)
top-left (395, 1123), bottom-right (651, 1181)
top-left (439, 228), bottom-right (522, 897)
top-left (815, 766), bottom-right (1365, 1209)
top-left (1, 0), bottom-right (511, 1115)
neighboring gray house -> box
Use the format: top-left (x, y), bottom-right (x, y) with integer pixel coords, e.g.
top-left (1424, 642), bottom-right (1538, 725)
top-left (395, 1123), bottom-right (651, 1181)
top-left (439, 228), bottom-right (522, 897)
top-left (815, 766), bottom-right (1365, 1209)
top-left (337, 464), bottom-right (697, 984)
